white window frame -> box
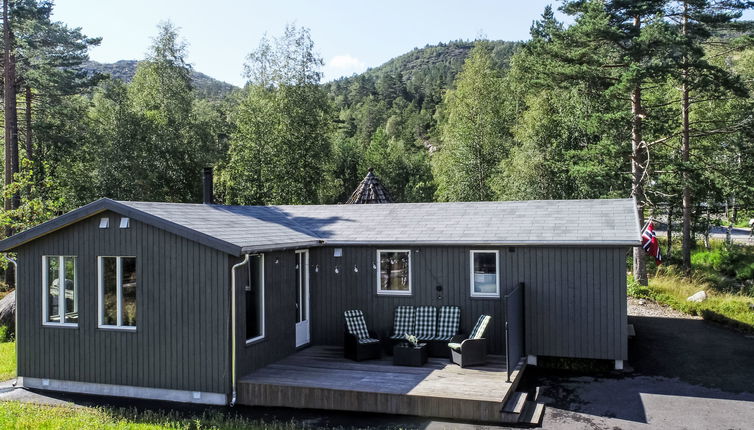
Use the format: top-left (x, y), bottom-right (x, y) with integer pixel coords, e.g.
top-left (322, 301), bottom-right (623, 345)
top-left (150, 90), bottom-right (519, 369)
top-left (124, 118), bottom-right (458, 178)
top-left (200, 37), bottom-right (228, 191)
top-left (97, 256), bottom-right (137, 331)
top-left (470, 250), bottom-right (500, 298)
top-left (245, 254), bottom-right (265, 344)
top-left (376, 249), bottom-right (412, 296)
top-left (41, 255), bottom-right (78, 327)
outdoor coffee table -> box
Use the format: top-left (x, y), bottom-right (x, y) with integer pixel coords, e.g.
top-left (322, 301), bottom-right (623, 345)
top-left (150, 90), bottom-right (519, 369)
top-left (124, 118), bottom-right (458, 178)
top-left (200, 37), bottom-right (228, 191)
top-left (393, 343), bottom-right (428, 366)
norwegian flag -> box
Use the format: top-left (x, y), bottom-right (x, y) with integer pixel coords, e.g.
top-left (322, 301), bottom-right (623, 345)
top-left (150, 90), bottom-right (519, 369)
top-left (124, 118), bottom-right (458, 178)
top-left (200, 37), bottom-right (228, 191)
top-left (641, 222), bottom-right (663, 265)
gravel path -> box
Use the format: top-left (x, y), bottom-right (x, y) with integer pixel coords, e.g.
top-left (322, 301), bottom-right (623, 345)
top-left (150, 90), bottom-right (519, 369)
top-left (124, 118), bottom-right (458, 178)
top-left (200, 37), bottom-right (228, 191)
top-left (627, 297), bottom-right (700, 319)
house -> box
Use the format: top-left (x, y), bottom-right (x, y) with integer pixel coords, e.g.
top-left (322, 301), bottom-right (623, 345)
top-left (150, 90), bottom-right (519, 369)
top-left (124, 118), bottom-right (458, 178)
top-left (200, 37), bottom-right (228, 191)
top-left (0, 196), bottom-right (640, 411)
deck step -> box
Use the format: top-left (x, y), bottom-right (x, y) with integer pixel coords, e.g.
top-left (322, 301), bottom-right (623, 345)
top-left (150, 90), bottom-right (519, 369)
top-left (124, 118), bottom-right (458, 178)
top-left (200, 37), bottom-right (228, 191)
top-left (528, 385), bottom-right (541, 402)
top-left (518, 401), bottom-right (545, 427)
top-left (503, 391), bottom-right (528, 413)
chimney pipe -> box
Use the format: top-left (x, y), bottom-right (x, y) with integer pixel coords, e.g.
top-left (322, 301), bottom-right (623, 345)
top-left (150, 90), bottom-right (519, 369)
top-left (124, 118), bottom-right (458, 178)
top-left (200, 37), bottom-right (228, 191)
top-left (202, 167), bottom-right (214, 204)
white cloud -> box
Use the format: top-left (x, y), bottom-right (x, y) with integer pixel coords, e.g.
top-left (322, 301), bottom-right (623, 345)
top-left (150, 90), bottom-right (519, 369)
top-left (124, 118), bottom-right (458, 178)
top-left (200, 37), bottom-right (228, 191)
top-left (323, 54), bottom-right (367, 81)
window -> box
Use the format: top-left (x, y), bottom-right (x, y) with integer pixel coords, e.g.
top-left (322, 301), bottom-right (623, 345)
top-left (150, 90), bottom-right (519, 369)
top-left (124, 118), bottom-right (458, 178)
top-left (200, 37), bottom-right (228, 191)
top-left (377, 250), bottom-right (411, 295)
top-left (245, 254), bottom-right (264, 343)
top-left (42, 256), bottom-right (78, 326)
top-left (98, 256), bottom-right (137, 329)
top-left (470, 250), bottom-right (499, 297)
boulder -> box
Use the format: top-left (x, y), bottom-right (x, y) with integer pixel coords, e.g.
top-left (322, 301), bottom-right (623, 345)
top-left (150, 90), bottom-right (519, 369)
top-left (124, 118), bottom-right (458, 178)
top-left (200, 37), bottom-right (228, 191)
top-left (0, 290), bottom-right (15, 330)
top-left (687, 290), bottom-right (707, 303)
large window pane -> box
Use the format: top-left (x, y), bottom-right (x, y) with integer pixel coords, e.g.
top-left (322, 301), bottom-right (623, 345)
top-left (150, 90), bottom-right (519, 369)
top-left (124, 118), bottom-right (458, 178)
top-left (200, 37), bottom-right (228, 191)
top-left (102, 257), bottom-right (118, 326)
top-left (63, 257), bottom-right (77, 323)
top-left (245, 255), bottom-right (264, 341)
top-left (378, 251), bottom-right (411, 294)
top-left (472, 251), bottom-right (499, 296)
top-left (121, 257), bottom-right (137, 327)
top-left (46, 257), bottom-right (60, 322)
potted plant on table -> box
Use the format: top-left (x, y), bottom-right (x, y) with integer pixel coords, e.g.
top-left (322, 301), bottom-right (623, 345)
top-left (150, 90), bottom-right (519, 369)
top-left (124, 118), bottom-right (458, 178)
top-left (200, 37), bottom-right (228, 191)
top-left (404, 333), bottom-right (419, 348)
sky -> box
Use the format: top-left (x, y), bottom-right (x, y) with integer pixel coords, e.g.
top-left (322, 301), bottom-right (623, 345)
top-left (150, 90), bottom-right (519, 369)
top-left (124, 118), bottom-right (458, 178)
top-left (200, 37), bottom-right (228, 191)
top-left (51, 1), bottom-right (569, 86)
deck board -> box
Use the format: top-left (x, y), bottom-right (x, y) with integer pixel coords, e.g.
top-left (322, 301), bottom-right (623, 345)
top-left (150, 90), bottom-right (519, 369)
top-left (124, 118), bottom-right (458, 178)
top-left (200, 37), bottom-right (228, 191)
top-left (237, 346), bottom-right (522, 422)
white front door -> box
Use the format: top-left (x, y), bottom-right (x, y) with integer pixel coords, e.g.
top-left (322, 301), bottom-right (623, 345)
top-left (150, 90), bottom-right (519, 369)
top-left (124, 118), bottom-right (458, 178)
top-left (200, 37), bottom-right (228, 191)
top-left (295, 250), bottom-right (310, 347)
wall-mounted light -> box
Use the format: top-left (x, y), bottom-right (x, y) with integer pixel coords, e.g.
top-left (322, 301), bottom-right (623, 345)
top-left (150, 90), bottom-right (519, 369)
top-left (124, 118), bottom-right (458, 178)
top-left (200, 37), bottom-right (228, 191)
top-left (335, 265), bottom-right (340, 274)
top-left (372, 262), bottom-right (377, 270)
top-left (314, 264), bottom-right (319, 273)
top-left (275, 258), bottom-right (279, 264)
top-left (353, 265), bottom-right (359, 273)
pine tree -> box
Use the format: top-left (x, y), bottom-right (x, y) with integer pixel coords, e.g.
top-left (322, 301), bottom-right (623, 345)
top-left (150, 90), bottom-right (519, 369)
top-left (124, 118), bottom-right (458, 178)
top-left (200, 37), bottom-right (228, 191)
top-left (529, 1), bottom-right (678, 284)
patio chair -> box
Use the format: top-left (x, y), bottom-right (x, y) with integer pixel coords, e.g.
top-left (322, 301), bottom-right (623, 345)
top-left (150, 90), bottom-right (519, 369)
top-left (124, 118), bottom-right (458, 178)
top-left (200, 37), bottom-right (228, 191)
top-left (448, 314), bottom-right (491, 367)
top-left (427, 305), bottom-right (461, 357)
top-left (383, 306), bottom-right (415, 354)
top-left (343, 309), bottom-right (381, 361)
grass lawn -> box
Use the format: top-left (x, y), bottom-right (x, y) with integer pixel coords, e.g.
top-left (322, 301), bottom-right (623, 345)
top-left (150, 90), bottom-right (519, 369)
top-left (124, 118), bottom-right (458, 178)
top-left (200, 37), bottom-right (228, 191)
top-left (630, 271), bottom-right (754, 331)
top-left (630, 238), bottom-right (754, 331)
top-left (0, 402), bottom-right (310, 429)
top-left (0, 340), bottom-right (14, 381)
top-left (0, 325), bottom-right (15, 381)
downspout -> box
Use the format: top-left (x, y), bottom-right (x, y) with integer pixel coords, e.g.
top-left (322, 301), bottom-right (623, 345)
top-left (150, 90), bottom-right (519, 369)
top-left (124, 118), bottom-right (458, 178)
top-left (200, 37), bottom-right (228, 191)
top-left (4, 256), bottom-right (18, 387)
top-left (229, 253), bottom-right (249, 407)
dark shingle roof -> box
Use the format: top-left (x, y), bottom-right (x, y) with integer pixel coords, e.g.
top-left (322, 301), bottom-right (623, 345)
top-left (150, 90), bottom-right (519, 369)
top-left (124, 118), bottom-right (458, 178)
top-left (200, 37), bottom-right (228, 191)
top-left (346, 169), bottom-right (393, 204)
top-left (0, 198), bottom-right (641, 255)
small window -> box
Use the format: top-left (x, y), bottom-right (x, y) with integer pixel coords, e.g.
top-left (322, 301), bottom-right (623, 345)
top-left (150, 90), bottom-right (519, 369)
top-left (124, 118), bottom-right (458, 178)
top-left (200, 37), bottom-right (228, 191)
top-left (119, 217), bottom-right (130, 228)
top-left (99, 217), bottom-right (109, 229)
top-left (98, 256), bottom-right (137, 329)
top-left (470, 250), bottom-right (499, 297)
top-left (42, 256), bottom-right (78, 326)
top-left (377, 250), bottom-right (411, 295)
top-left (245, 254), bottom-right (265, 343)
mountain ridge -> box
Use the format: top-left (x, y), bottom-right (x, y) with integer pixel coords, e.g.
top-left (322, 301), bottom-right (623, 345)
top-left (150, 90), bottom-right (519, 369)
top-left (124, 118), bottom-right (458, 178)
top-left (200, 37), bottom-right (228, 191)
top-left (82, 60), bottom-right (238, 99)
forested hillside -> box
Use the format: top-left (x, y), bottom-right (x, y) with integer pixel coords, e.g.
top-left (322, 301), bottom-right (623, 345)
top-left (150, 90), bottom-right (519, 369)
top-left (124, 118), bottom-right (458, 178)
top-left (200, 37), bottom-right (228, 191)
top-left (82, 60), bottom-right (237, 99)
top-left (2, 1), bottom-right (754, 287)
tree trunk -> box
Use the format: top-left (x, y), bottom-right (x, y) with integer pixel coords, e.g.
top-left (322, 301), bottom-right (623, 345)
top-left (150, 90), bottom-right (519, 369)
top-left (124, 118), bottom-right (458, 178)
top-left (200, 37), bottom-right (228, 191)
top-left (24, 85), bottom-right (31, 161)
top-left (3, 0), bottom-right (17, 288)
top-left (681, 1), bottom-right (693, 274)
top-left (631, 15), bottom-right (647, 285)
top-left (666, 204), bottom-right (673, 258)
top-left (631, 86), bottom-right (647, 285)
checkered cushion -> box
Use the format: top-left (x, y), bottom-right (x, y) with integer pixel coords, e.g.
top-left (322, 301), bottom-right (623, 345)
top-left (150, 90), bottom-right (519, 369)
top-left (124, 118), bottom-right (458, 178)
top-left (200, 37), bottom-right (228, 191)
top-left (414, 306), bottom-right (437, 340)
top-left (344, 310), bottom-right (370, 340)
top-left (434, 306), bottom-right (461, 341)
top-left (470, 314), bottom-right (491, 339)
top-left (390, 306), bottom-right (416, 339)
top-left (358, 338), bottom-right (380, 344)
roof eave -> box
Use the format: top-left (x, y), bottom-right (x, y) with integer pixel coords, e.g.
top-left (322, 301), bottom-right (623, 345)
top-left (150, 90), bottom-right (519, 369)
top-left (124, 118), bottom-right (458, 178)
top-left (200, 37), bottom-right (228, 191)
top-left (240, 240), bottom-right (324, 254)
top-left (0, 198), bottom-right (244, 256)
top-left (321, 240), bottom-right (642, 247)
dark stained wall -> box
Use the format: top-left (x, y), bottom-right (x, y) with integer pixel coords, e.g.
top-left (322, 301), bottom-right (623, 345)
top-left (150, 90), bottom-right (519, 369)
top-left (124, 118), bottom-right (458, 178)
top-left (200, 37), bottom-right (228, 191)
top-left (308, 246), bottom-right (506, 354)
top-left (234, 250), bottom-right (298, 377)
top-left (15, 210), bottom-right (231, 393)
top-left (307, 246), bottom-right (628, 360)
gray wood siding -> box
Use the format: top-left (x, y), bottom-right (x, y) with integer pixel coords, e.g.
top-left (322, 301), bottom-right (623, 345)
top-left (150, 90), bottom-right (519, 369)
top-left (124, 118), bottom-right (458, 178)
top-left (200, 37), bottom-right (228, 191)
top-left (234, 251), bottom-right (298, 376)
top-left (519, 247), bottom-right (628, 360)
top-left (15, 210), bottom-right (230, 393)
top-left (307, 246), bottom-right (627, 360)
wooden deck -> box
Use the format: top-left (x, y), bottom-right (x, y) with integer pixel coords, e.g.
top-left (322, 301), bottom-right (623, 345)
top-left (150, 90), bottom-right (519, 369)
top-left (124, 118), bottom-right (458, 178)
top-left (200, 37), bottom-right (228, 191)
top-left (237, 345), bottom-right (526, 422)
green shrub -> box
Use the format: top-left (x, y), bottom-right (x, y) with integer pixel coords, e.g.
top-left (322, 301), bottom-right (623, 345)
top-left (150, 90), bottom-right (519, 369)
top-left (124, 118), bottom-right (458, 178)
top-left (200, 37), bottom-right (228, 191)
top-left (0, 325), bottom-right (9, 343)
